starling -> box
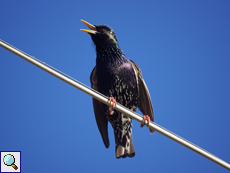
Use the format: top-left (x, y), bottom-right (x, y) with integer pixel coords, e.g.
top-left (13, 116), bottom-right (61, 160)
top-left (81, 20), bottom-right (154, 158)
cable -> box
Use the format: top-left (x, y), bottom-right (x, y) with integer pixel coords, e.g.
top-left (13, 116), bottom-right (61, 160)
top-left (1, 38), bottom-right (230, 170)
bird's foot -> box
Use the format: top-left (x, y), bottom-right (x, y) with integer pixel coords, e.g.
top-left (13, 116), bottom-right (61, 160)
top-left (108, 97), bottom-right (117, 115)
top-left (140, 115), bottom-right (150, 128)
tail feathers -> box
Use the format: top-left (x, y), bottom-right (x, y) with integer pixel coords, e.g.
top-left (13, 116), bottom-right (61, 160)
top-left (115, 132), bottom-right (135, 158)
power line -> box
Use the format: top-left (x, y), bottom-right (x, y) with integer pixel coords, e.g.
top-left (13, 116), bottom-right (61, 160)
top-left (1, 39), bottom-right (230, 171)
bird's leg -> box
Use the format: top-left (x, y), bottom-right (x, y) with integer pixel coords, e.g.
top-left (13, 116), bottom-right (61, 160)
top-left (108, 97), bottom-right (117, 115)
top-left (140, 115), bottom-right (150, 128)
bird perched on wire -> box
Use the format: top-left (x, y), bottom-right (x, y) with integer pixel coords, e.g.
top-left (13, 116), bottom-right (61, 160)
top-left (81, 20), bottom-right (154, 158)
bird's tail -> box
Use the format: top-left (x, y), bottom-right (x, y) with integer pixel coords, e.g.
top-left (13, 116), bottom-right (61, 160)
top-left (114, 131), bottom-right (135, 158)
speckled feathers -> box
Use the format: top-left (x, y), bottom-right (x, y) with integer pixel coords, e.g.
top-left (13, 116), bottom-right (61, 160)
top-left (81, 20), bottom-right (154, 158)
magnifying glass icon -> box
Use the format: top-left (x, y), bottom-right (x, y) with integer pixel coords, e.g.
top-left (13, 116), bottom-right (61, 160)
top-left (3, 154), bottom-right (18, 170)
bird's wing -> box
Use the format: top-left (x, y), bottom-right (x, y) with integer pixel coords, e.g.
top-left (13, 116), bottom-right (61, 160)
top-left (90, 66), bottom-right (110, 148)
top-left (129, 60), bottom-right (155, 133)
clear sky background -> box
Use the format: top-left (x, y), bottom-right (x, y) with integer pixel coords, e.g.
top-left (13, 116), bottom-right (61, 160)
top-left (1, 1), bottom-right (230, 173)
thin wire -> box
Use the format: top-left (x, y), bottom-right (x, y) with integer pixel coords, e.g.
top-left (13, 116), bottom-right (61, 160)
top-left (1, 38), bottom-right (230, 170)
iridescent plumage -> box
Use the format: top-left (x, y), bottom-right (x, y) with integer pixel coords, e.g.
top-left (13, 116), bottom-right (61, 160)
top-left (81, 20), bottom-right (154, 158)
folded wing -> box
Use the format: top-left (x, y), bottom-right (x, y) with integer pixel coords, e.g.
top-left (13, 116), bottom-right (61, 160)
top-left (90, 67), bottom-right (110, 148)
top-left (130, 60), bottom-right (155, 133)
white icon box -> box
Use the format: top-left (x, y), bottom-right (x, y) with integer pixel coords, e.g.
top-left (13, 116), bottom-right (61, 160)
top-left (1, 152), bottom-right (21, 173)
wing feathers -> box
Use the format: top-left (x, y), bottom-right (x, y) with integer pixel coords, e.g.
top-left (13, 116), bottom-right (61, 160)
top-left (90, 67), bottom-right (110, 148)
top-left (130, 60), bottom-right (155, 133)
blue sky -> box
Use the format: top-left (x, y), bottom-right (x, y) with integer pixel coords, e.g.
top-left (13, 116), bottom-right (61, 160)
top-left (1, 1), bottom-right (230, 172)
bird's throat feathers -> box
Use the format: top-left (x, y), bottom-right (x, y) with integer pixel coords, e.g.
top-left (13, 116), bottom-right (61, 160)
top-left (96, 44), bottom-right (126, 64)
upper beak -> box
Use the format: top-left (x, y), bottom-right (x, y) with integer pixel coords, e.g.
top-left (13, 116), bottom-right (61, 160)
top-left (80, 20), bottom-right (97, 34)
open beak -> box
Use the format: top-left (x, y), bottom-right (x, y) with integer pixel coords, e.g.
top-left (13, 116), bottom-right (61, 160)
top-left (80, 20), bottom-right (97, 34)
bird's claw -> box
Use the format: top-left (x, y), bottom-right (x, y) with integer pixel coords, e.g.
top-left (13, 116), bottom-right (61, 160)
top-left (108, 97), bottom-right (117, 115)
top-left (140, 115), bottom-right (150, 128)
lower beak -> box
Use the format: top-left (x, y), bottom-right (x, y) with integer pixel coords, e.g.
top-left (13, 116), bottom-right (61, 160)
top-left (80, 29), bottom-right (97, 34)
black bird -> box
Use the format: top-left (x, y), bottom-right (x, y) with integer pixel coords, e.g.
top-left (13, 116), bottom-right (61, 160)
top-left (81, 20), bottom-right (154, 158)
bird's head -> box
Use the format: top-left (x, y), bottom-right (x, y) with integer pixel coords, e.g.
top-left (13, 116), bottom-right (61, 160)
top-left (81, 20), bottom-right (119, 48)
